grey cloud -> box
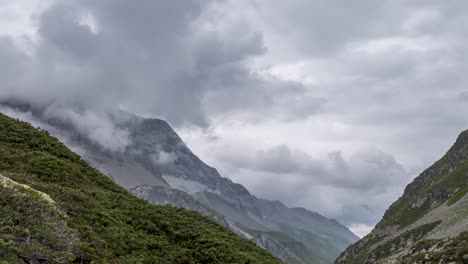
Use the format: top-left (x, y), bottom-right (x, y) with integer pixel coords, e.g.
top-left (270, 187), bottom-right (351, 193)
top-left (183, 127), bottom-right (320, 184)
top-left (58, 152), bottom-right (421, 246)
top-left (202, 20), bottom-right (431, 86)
top-left (194, 27), bottom-right (266, 69)
top-left (224, 144), bottom-right (325, 175)
top-left (0, 0), bottom-right (323, 129)
top-left (255, 145), bottom-right (313, 174)
top-left (0, 0), bottom-right (326, 161)
top-left (0, 103), bottom-right (132, 153)
top-left (217, 144), bottom-right (409, 225)
top-left (0, 38), bottom-right (26, 88)
top-left (327, 150), bottom-right (407, 190)
top-left (458, 91), bottom-right (468, 101)
top-left (198, 111), bottom-right (411, 227)
top-left (3, 0), bottom-right (468, 231)
top-left (220, 144), bottom-right (407, 193)
top-left (250, 0), bottom-right (405, 57)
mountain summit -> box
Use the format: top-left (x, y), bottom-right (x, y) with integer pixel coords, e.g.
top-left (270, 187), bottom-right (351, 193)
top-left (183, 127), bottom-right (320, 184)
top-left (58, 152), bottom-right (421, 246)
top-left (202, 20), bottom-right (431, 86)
top-left (0, 112), bottom-right (280, 263)
top-left (92, 115), bottom-right (359, 264)
top-left (1, 105), bottom-right (358, 264)
top-left (336, 130), bottom-right (468, 263)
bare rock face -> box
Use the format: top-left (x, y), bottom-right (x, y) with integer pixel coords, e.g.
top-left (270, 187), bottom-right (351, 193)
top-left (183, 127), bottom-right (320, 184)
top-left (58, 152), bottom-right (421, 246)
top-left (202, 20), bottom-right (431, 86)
top-left (81, 117), bottom-right (360, 263)
top-left (0, 105), bottom-right (358, 264)
top-left (130, 185), bottom-right (213, 216)
top-left (253, 233), bottom-right (295, 263)
top-left (336, 130), bottom-right (468, 264)
top-left (121, 117), bottom-right (358, 263)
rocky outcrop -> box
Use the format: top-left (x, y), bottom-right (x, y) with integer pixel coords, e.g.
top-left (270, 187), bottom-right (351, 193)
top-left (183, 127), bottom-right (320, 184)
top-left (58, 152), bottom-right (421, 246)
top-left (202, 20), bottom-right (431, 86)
top-left (0, 105), bottom-right (358, 264)
top-left (253, 233), bottom-right (301, 264)
top-left (124, 117), bottom-right (358, 264)
top-left (130, 185), bottom-right (230, 228)
top-left (131, 185), bottom-right (213, 216)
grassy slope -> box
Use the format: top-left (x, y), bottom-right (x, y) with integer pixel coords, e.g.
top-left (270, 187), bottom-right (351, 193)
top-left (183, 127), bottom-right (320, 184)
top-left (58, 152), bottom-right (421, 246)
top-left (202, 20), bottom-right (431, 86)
top-left (378, 160), bottom-right (468, 229)
top-left (335, 130), bottom-right (468, 263)
top-left (377, 130), bottom-right (468, 229)
top-left (0, 113), bottom-right (281, 264)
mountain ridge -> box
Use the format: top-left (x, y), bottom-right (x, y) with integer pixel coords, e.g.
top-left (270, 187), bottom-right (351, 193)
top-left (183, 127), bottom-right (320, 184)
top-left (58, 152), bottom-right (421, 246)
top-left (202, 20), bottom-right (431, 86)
top-left (101, 114), bottom-right (359, 263)
top-left (0, 104), bottom-right (358, 264)
top-left (0, 112), bottom-right (281, 263)
top-left (336, 129), bottom-right (468, 263)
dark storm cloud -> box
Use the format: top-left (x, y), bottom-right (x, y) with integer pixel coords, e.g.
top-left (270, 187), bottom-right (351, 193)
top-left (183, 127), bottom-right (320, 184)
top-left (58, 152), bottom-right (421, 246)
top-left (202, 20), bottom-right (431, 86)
top-left (2, 0), bottom-right (468, 233)
top-left (26, 0), bottom-right (211, 125)
top-left (0, 0), bottom-right (324, 128)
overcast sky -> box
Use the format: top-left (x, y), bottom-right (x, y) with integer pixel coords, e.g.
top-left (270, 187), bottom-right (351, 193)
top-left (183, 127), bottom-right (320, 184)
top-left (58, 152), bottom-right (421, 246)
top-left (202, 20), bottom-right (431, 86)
top-left (1, 0), bottom-right (468, 237)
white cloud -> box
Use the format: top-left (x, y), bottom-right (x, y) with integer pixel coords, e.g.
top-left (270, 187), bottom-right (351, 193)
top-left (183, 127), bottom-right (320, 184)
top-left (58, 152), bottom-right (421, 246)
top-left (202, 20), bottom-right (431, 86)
top-left (152, 151), bottom-right (178, 165)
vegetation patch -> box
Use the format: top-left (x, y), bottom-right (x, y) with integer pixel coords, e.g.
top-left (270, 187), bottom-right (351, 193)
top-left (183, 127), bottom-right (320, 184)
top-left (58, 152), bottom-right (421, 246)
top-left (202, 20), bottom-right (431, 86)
top-left (339, 221), bottom-right (441, 264)
top-left (0, 113), bottom-right (281, 263)
top-left (0, 175), bottom-right (79, 264)
top-left (338, 131), bottom-right (468, 263)
top-left (379, 160), bottom-right (468, 229)
top-left (371, 221), bottom-right (441, 261)
top-left (402, 231), bottom-right (468, 263)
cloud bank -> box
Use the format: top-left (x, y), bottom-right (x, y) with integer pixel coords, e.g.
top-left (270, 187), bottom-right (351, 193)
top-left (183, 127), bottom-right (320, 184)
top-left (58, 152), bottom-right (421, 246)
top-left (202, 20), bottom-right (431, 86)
top-left (2, 0), bottom-right (468, 235)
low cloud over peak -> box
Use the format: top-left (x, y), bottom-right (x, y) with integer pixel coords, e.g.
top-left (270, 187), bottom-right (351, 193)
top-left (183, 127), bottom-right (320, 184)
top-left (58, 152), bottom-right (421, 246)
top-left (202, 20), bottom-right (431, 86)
top-left (2, 0), bottom-right (468, 235)
top-left (1, 0), bottom-right (324, 128)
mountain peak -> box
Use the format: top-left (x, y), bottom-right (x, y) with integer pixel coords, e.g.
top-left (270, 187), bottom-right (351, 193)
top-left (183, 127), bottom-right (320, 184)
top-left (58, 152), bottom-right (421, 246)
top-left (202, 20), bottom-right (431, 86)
top-left (0, 108), bottom-right (359, 264)
top-left (446, 129), bottom-right (468, 157)
top-left (400, 129), bottom-right (468, 199)
top-left (0, 112), bottom-right (281, 263)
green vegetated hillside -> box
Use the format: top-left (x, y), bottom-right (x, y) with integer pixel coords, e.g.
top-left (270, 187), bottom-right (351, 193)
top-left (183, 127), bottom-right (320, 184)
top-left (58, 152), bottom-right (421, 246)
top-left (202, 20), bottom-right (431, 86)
top-left (336, 130), bottom-right (468, 264)
top-left (0, 113), bottom-right (281, 264)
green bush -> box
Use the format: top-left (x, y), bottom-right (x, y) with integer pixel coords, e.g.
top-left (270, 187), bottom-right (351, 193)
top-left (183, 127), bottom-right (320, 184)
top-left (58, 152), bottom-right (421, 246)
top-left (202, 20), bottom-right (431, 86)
top-left (0, 114), bottom-right (280, 263)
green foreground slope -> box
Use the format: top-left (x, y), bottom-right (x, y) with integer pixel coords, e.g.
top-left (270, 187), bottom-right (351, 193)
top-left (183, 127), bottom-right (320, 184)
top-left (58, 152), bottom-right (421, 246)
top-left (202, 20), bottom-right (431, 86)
top-left (0, 113), bottom-right (280, 264)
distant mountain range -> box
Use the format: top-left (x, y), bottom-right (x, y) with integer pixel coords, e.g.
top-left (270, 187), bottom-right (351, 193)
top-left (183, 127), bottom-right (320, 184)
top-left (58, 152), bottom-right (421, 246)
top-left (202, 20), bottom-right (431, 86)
top-left (0, 112), bottom-right (280, 263)
top-left (1, 104), bottom-right (358, 264)
top-left (336, 130), bottom-right (468, 263)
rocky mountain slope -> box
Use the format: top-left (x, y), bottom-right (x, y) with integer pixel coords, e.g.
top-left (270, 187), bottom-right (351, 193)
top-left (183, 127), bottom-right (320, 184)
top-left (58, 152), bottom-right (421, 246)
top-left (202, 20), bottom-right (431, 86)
top-left (0, 104), bottom-right (358, 264)
top-left (0, 112), bottom-right (280, 263)
top-left (89, 115), bottom-right (358, 264)
top-left (336, 130), bottom-right (468, 264)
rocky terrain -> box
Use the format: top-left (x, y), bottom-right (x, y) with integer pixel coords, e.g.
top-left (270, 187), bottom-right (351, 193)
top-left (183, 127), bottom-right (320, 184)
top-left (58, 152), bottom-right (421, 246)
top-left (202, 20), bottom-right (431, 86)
top-left (336, 130), bottom-right (468, 263)
top-left (83, 115), bottom-right (359, 264)
top-left (0, 112), bottom-right (281, 263)
top-left (0, 104), bottom-right (358, 264)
